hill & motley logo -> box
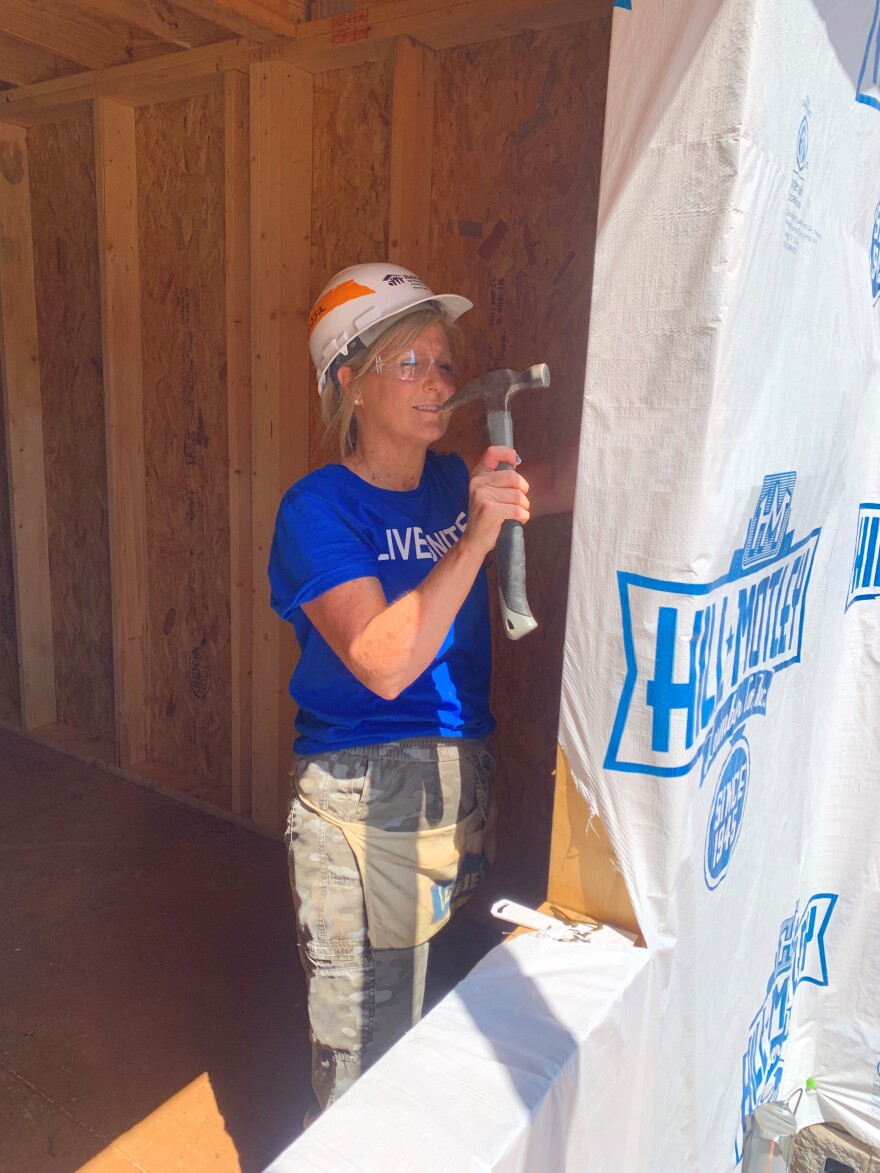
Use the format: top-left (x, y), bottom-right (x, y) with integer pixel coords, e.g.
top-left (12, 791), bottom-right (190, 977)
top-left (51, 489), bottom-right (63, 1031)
top-left (606, 471), bottom-right (819, 780)
top-left (735, 893), bottom-right (838, 1163)
top-left (846, 502), bottom-right (880, 610)
top-left (605, 472), bottom-right (820, 889)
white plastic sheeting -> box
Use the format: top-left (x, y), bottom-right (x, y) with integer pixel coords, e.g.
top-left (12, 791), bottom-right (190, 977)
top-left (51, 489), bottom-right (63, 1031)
top-left (265, 932), bottom-right (652, 1173)
top-left (267, 1), bottom-right (880, 1168)
top-left (560, 0), bottom-right (880, 1166)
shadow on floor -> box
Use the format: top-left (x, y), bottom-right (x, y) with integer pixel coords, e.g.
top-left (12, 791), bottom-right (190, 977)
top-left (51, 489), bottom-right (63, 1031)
top-left (0, 730), bottom-right (504, 1173)
top-left (0, 729), bottom-right (310, 1173)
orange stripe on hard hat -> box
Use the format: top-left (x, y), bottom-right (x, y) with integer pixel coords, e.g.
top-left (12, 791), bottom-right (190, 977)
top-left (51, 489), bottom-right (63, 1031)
top-left (308, 279), bottom-right (375, 336)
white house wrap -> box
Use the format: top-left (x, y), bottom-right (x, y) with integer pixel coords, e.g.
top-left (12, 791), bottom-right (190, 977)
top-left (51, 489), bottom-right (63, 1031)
top-left (560, 0), bottom-right (880, 1164)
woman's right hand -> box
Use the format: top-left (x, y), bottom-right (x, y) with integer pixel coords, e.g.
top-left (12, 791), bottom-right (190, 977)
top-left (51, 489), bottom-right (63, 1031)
top-left (463, 446), bottom-right (531, 557)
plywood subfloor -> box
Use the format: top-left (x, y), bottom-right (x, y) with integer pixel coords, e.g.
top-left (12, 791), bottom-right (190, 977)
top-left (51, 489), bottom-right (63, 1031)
top-left (0, 730), bottom-right (310, 1173)
top-left (0, 729), bottom-right (501, 1172)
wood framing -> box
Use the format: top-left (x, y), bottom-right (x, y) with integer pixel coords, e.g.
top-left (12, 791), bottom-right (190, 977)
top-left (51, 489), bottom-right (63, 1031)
top-left (0, 0), bottom-right (601, 126)
top-left (0, 34), bottom-right (82, 88)
top-left (548, 747), bottom-right (640, 936)
top-left (225, 69), bottom-right (254, 816)
top-left (0, 39), bottom-right (249, 127)
top-left (284, 0), bottom-right (600, 72)
top-left (70, 0), bottom-right (231, 51)
top-left (0, 1), bottom-right (144, 71)
top-left (250, 57), bottom-right (312, 831)
top-left (388, 35), bottom-right (435, 273)
top-left (173, 0), bottom-right (305, 41)
top-left (0, 122), bottom-right (57, 730)
top-left (94, 98), bottom-right (150, 768)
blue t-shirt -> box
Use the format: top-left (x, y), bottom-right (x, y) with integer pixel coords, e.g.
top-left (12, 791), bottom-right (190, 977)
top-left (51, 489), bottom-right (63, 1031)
top-left (269, 450), bottom-right (494, 753)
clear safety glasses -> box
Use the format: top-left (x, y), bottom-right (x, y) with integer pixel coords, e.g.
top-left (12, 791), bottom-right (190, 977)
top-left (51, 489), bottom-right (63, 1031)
top-left (374, 350), bottom-right (457, 383)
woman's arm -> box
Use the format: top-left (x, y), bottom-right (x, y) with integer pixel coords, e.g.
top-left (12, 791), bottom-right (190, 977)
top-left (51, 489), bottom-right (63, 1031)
top-left (301, 446), bottom-right (528, 700)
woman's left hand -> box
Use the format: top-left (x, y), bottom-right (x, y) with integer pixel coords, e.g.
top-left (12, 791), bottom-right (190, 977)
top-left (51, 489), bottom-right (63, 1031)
top-left (464, 440), bottom-right (579, 519)
top-left (462, 446), bottom-right (531, 558)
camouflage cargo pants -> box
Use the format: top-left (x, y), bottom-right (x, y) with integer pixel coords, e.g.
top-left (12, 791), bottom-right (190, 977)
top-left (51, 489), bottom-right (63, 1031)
top-left (285, 737), bottom-right (494, 1112)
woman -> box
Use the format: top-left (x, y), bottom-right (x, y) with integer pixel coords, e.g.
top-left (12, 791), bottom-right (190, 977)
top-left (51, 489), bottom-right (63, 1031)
top-left (269, 262), bottom-right (575, 1120)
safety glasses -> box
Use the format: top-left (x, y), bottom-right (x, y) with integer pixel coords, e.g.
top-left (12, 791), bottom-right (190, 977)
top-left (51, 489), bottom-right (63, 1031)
top-left (374, 350), bottom-right (457, 383)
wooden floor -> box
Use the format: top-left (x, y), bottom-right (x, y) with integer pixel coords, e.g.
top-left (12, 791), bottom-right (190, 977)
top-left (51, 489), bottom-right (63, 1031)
top-left (0, 728), bottom-right (502, 1173)
top-left (0, 728), bottom-right (312, 1172)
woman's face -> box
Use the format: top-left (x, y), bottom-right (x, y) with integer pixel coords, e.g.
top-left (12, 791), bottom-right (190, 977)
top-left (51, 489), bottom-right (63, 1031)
top-left (350, 322), bottom-right (457, 454)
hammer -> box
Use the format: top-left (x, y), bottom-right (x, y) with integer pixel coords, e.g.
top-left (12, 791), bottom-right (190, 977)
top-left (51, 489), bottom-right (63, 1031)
top-left (440, 363), bottom-right (551, 640)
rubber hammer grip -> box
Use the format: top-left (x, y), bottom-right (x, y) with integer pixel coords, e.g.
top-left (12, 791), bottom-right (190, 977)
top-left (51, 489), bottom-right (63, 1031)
top-left (486, 409), bottom-right (538, 640)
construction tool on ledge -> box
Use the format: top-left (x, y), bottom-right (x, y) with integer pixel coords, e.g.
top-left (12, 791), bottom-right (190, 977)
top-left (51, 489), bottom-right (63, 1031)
top-left (490, 899), bottom-right (638, 947)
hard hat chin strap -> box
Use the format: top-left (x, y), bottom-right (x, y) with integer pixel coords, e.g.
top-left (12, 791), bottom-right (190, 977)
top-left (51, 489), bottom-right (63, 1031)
top-left (323, 334), bottom-right (367, 394)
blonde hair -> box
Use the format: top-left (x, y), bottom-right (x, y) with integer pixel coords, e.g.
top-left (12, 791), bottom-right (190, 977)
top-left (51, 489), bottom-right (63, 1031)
top-left (321, 306), bottom-right (461, 460)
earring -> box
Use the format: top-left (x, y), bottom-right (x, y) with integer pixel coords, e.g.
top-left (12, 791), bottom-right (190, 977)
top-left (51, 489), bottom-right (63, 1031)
top-left (354, 392), bottom-right (362, 405)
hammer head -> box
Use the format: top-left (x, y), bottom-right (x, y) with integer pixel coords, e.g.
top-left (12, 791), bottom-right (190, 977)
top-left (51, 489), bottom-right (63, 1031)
top-left (439, 363), bottom-right (550, 414)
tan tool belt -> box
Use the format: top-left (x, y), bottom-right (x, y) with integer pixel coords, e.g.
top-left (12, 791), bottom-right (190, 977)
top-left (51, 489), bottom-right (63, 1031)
top-left (297, 792), bottom-right (496, 950)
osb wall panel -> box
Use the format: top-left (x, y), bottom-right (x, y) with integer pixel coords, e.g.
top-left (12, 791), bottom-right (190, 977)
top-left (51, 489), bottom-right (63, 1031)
top-left (27, 117), bottom-right (115, 742)
top-left (309, 62), bottom-right (392, 469)
top-left (429, 21), bottom-right (612, 897)
top-left (0, 366), bottom-right (19, 721)
top-left (137, 94), bottom-right (232, 791)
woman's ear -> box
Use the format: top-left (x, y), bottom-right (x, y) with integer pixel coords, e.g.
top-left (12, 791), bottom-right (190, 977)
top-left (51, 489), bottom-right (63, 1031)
top-left (337, 365), bottom-right (353, 393)
top-left (337, 365), bottom-right (362, 406)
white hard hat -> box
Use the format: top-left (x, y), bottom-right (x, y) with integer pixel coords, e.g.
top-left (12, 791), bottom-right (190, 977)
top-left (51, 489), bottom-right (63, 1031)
top-left (308, 262), bottom-right (473, 395)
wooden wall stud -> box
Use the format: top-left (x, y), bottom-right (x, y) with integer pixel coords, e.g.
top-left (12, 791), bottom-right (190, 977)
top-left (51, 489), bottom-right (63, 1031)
top-left (250, 56), bottom-right (313, 831)
top-left (548, 746), bottom-right (640, 935)
top-left (225, 69), bottom-right (254, 816)
top-left (0, 121), bottom-right (56, 730)
top-left (388, 35), bottom-right (435, 274)
top-left (93, 97), bottom-right (150, 767)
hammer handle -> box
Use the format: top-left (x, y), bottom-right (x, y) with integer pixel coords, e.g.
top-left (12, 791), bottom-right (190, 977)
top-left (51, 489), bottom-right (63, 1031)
top-left (487, 410), bottom-right (538, 640)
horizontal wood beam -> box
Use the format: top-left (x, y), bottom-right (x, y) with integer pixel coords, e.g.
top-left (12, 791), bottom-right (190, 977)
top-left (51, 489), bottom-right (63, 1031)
top-left (0, 0), bottom-right (144, 71)
top-left (0, 32), bottom-right (83, 87)
top-left (67, 0), bottom-right (232, 51)
top-left (0, 39), bottom-right (247, 126)
top-left (173, 0), bottom-right (304, 40)
top-left (285, 0), bottom-right (602, 72)
top-left (0, 123), bottom-right (57, 730)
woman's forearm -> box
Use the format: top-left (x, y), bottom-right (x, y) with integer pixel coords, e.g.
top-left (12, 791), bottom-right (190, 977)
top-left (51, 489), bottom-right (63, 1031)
top-left (347, 535), bottom-right (488, 699)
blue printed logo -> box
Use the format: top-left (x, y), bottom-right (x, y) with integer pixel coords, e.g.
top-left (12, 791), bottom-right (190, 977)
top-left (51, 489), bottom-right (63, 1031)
top-left (796, 114), bottom-right (809, 173)
top-left (430, 850), bottom-right (489, 922)
top-left (784, 99), bottom-right (817, 256)
top-left (742, 473), bottom-right (795, 570)
top-left (858, 1), bottom-right (880, 111)
top-left (705, 736), bottom-right (749, 889)
top-left (606, 472), bottom-right (820, 781)
top-left (847, 503), bottom-right (880, 610)
top-left (735, 893), bottom-right (838, 1163)
top-left (872, 201), bottom-right (880, 302)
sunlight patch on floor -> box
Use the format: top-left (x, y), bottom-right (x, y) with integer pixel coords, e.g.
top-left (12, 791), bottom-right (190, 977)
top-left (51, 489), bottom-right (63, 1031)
top-left (77, 1073), bottom-right (239, 1173)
